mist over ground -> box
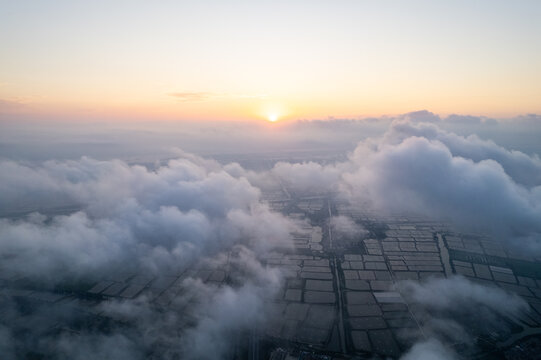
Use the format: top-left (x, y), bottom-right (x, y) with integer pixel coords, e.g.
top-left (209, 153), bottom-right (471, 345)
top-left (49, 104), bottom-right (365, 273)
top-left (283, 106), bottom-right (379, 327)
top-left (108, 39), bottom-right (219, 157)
top-left (2, 111), bottom-right (541, 162)
top-left (1, 110), bottom-right (541, 359)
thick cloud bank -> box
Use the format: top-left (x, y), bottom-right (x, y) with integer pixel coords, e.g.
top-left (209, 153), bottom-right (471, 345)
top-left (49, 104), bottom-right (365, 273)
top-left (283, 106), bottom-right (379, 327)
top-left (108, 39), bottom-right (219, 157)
top-left (0, 155), bottom-right (294, 281)
top-left (270, 118), bottom-right (541, 251)
top-left (0, 154), bottom-right (296, 359)
top-left (384, 119), bottom-right (541, 187)
top-left (344, 135), bottom-right (541, 240)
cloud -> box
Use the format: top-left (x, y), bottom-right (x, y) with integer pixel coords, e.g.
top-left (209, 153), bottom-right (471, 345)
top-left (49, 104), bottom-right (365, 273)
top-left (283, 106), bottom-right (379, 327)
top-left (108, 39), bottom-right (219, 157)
top-left (396, 276), bottom-right (528, 359)
top-left (0, 155), bottom-right (296, 280)
top-left (179, 258), bottom-right (281, 359)
top-left (56, 333), bottom-right (143, 360)
top-left (443, 113), bottom-right (499, 125)
top-left (400, 339), bottom-right (457, 360)
top-left (342, 135), bottom-right (541, 243)
top-left (398, 110), bottom-right (441, 123)
top-left (2, 111), bottom-right (541, 358)
top-left (271, 161), bottom-right (345, 194)
top-left (330, 215), bottom-right (368, 240)
top-left (264, 117), bottom-right (541, 250)
top-left (383, 119), bottom-right (541, 186)
top-left (2, 111), bottom-right (539, 163)
top-left (0, 153), bottom-right (295, 358)
top-left (0, 98), bottom-right (27, 113)
top-left (0, 325), bottom-right (15, 360)
top-left (396, 276), bottom-right (527, 318)
top-left (510, 113), bottom-right (541, 125)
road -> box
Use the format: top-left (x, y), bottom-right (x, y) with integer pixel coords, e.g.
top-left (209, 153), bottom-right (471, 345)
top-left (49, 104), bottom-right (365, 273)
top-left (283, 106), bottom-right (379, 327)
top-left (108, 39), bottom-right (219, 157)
top-left (248, 328), bottom-right (259, 360)
top-left (328, 199), bottom-right (347, 353)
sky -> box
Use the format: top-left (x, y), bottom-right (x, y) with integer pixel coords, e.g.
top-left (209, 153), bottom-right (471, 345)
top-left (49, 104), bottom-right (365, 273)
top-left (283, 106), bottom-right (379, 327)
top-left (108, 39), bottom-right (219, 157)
top-left (1, 0), bottom-right (540, 122)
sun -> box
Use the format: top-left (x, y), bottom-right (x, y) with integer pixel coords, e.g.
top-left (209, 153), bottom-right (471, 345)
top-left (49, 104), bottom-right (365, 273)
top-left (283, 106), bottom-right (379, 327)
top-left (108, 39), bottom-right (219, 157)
top-left (267, 114), bottom-right (279, 122)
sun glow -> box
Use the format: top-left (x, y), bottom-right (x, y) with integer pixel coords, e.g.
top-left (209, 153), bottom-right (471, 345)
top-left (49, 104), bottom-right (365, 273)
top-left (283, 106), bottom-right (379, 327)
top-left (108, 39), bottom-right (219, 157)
top-left (267, 114), bottom-right (279, 122)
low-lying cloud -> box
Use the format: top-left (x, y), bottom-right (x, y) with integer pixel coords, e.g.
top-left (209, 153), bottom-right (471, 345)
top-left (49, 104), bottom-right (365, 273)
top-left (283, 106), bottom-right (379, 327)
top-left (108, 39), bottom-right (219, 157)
top-left (330, 215), bottom-right (368, 240)
top-left (267, 117), bottom-right (541, 251)
top-left (0, 154), bottom-right (296, 358)
top-left (2, 110), bottom-right (541, 358)
top-left (396, 276), bottom-right (529, 359)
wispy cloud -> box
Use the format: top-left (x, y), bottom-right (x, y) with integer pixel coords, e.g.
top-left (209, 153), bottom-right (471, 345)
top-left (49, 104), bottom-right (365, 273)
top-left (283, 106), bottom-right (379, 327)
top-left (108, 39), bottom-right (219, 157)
top-left (0, 98), bottom-right (27, 113)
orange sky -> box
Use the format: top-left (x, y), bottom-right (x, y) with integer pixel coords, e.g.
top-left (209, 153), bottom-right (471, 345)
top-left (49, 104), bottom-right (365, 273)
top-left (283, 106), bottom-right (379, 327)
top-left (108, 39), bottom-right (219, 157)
top-left (1, 1), bottom-right (540, 123)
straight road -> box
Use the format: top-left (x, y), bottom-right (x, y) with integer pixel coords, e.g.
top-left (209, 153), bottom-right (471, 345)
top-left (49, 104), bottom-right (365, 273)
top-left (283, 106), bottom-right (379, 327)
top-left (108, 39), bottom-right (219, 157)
top-left (328, 199), bottom-right (347, 353)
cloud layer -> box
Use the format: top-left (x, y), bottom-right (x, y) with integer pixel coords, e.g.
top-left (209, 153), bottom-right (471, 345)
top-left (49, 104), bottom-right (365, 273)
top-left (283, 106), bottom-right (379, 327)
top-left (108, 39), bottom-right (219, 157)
top-left (268, 117), bottom-right (541, 251)
top-left (2, 111), bottom-right (541, 358)
top-left (0, 154), bottom-right (295, 359)
top-left (396, 276), bottom-right (529, 359)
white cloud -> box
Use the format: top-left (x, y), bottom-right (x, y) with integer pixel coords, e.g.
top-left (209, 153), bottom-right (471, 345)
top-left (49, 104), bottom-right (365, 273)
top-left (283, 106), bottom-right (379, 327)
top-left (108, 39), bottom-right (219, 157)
top-left (396, 276), bottom-right (528, 359)
top-left (0, 153), bottom-right (295, 359)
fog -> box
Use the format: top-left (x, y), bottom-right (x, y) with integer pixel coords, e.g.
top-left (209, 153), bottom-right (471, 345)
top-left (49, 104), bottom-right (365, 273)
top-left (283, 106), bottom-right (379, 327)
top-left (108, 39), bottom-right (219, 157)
top-left (2, 111), bottom-right (541, 162)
